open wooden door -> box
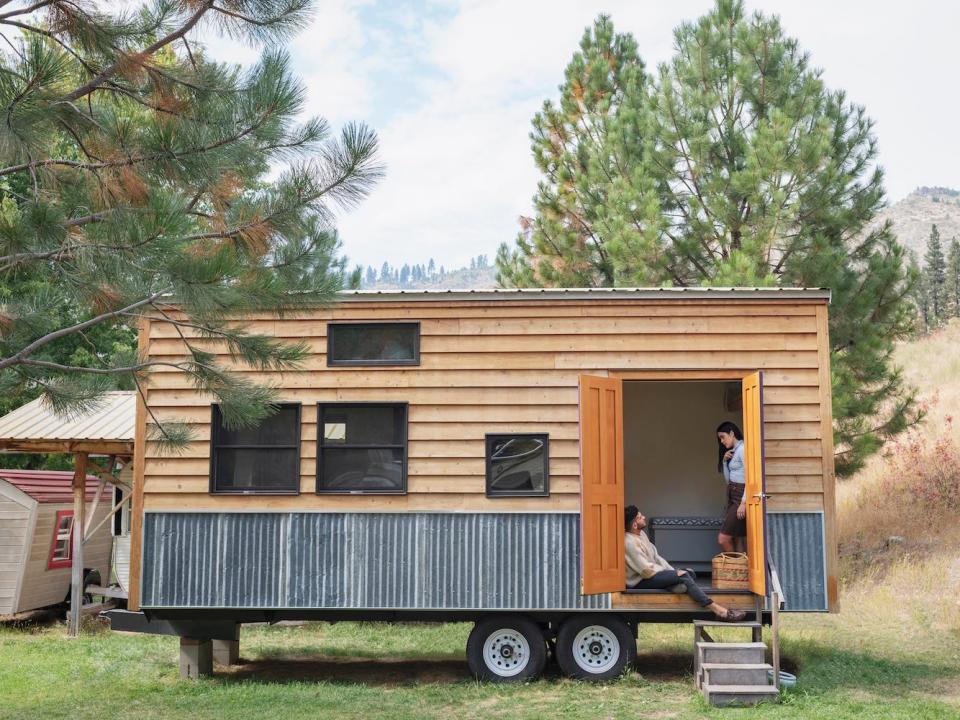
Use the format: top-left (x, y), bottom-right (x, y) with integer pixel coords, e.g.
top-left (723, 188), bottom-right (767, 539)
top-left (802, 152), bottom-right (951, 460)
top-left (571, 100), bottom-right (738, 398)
top-left (742, 371), bottom-right (767, 596)
top-left (578, 375), bottom-right (625, 595)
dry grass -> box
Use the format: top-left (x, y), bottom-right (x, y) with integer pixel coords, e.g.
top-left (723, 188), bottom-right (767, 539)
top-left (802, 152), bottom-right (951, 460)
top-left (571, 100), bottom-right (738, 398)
top-left (836, 318), bottom-right (960, 634)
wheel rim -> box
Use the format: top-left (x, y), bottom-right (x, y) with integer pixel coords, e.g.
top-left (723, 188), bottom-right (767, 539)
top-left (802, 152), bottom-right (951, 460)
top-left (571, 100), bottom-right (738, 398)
top-left (482, 628), bottom-right (531, 677)
top-left (571, 625), bottom-right (621, 674)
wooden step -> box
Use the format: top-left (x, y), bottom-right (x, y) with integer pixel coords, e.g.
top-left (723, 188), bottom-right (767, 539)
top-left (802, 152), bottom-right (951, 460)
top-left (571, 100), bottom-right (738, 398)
top-left (702, 684), bottom-right (780, 707)
top-left (693, 619), bottom-right (761, 628)
top-left (701, 662), bottom-right (772, 687)
top-left (697, 641), bottom-right (766, 665)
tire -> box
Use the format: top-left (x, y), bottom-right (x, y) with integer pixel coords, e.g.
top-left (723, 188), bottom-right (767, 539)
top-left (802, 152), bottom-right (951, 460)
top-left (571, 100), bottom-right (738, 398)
top-left (466, 615), bottom-right (547, 682)
top-left (555, 615), bottom-right (636, 681)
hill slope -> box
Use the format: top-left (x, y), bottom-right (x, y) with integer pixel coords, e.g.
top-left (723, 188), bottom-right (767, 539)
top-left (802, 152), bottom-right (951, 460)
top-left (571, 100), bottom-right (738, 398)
top-left (837, 320), bottom-right (960, 634)
top-left (872, 186), bottom-right (960, 257)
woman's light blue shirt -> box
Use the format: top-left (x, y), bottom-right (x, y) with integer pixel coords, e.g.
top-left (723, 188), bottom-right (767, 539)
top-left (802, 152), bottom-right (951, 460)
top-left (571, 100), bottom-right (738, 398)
top-left (723, 440), bottom-right (746, 484)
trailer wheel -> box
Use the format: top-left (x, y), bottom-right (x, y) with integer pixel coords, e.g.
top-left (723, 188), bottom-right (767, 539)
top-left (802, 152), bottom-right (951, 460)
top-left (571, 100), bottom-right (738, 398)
top-left (555, 615), bottom-right (635, 681)
top-left (466, 616), bottom-right (546, 682)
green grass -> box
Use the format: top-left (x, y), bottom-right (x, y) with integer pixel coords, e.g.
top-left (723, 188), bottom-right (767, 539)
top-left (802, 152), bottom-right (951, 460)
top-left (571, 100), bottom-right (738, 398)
top-left (1, 612), bottom-right (957, 720)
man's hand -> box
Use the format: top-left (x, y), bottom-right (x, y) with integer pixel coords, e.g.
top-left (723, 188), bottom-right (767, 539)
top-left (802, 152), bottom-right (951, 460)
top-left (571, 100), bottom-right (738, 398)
top-left (677, 570), bottom-right (686, 576)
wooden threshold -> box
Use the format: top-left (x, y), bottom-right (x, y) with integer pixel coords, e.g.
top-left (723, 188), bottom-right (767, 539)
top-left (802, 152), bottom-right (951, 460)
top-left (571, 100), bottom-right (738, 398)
top-left (611, 591), bottom-right (756, 611)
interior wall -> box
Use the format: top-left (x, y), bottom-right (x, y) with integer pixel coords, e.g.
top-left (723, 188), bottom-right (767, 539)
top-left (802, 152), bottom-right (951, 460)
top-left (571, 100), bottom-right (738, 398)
top-left (623, 381), bottom-right (742, 519)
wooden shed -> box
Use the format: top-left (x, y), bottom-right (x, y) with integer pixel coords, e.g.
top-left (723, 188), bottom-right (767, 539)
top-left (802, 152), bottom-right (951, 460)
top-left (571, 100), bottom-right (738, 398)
top-left (0, 471), bottom-right (114, 616)
top-left (115, 287), bottom-right (837, 683)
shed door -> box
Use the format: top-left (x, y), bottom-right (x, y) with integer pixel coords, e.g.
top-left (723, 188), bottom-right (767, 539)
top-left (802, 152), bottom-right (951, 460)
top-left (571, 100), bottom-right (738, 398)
top-left (578, 375), bottom-right (625, 595)
top-left (742, 370), bottom-right (767, 596)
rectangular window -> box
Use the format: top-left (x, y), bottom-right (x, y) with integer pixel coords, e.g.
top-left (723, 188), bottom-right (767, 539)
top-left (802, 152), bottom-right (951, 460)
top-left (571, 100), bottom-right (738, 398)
top-left (317, 403), bottom-right (407, 494)
top-left (210, 403), bottom-right (301, 494)
top-left (485, 434), bottom-right (550, 497)
top-left (47, 510), bottom-right (74, 569)
top-left (327, 322), bottom-right (420, 366)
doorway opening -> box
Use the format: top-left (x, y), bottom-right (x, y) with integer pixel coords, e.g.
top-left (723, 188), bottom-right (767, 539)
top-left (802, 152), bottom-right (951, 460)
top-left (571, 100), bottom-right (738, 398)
top-left (623, 380), bottom-right (744, 592)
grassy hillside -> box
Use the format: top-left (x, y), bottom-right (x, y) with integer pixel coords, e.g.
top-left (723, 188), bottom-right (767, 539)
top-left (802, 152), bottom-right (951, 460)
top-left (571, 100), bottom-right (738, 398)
top-left (836, 319), bottom-right (960, 635)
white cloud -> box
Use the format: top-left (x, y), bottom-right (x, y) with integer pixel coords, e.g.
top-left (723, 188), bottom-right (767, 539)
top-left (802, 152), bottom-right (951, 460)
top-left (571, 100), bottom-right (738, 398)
top-left (196, 1), bottom-right (960, 270)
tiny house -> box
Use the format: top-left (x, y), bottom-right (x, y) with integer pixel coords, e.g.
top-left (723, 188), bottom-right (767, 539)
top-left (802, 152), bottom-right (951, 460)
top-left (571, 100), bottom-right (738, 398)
top-left (115, 288), bottom-right (837, 681)
top-left (0, 471), bottom-right (114, 616)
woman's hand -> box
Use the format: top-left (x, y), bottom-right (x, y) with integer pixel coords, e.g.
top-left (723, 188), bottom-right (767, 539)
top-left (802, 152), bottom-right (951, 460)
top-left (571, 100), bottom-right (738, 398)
top-left (737, 501), bottom-right (746, 520)
top-left (724, 450), bottom-right (734, 462)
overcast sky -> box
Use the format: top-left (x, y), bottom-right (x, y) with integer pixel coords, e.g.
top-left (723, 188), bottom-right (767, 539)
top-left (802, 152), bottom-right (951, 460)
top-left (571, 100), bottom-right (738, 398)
top-left (204, 0), bottom-right (960, 271)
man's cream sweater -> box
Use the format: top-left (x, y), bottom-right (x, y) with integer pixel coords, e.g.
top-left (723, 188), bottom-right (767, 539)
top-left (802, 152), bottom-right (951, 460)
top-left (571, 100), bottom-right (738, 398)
top-left (624, 530), bottom-right (673, 586)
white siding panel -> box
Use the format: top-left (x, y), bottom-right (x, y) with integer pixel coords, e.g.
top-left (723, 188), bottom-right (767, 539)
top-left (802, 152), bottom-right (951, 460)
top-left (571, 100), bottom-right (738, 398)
top-left (0, 495), bottom-right (30, 615)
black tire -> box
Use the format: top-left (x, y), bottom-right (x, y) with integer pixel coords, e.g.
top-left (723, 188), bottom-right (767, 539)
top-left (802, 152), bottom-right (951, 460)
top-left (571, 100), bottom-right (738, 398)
top-left (466, 615), bottom-right (547, 682)
top-left (555, 614), bottom-right (636, 681)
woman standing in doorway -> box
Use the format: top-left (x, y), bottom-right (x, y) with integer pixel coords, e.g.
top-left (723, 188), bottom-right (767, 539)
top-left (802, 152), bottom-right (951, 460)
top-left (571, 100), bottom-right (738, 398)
top-left (717, 421), bottom-right (747, 553)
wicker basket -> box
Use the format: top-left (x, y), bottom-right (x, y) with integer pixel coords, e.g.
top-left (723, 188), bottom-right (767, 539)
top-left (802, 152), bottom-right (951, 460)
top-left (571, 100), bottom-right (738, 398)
top-left (712, 552), bottom-right (749, 589)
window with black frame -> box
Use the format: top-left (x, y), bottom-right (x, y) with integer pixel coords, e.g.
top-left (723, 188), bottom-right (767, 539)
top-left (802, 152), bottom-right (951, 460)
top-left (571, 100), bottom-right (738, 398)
top-left (485, 433), bottom-right (550, 497)
top-left (326, 322), bottom-right (420, 366)
top-left (317, 403), bottom-right (407, 494)
top-left (209, 403), bottom-right (301, 494)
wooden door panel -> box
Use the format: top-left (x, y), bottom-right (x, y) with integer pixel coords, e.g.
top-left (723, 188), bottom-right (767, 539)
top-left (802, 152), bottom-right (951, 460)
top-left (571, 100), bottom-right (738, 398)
top-left (578, 375), bottom-right (625, 595)
top-left (742, 370), bottom-right (767, 596)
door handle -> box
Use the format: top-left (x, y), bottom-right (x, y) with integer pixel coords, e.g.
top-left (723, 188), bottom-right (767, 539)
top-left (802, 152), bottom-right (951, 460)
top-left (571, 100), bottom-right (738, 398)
top-left (752, 493), bottom-right (772, 500)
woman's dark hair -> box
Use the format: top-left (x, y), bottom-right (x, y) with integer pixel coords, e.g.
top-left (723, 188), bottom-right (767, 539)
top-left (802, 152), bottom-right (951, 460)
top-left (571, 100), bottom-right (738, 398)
top-left (716, 421), bottom-right (744, 472)
top-left (624, 505), bottom-right (640, 532)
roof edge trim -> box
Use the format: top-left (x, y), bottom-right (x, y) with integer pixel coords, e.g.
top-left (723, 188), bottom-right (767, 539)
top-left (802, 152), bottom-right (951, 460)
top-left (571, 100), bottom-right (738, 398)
top-left (336, 287), bottom-right (832, 303)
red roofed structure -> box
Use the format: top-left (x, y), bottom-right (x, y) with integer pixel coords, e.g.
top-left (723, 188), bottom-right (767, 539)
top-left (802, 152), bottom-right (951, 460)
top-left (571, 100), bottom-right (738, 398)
top-left (0, 470), bottom-right (111, 504)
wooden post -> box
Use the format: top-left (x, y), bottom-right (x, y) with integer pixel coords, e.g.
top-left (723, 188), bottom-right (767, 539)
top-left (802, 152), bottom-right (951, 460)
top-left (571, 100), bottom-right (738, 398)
top-left (771, 590), bottom-right (781, 690)
top-left (68, 452), bottom-right (88, 637)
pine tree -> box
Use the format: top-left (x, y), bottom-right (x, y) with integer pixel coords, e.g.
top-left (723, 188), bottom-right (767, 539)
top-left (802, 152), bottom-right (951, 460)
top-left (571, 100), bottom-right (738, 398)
top-left (428, 258), bottom-right (436, 276)
top-left (924, 225), bottom-right (947, 322)
top-left (908, 254), bottom-right (931, 331)
top-left (0, 3), bottom-right (381, 444)
top-left (380, 262), bottom-right (391, 282)
top-left (400, 264), bottom-right (410, 286)
top-left (497, 2), bottom-right (918, 475)
top-left (497, 15), bottom-right (658, 287)
top-left (365, 265), bottom-right (377, 286)
top-left (947, 237), bottom-right (960, 319)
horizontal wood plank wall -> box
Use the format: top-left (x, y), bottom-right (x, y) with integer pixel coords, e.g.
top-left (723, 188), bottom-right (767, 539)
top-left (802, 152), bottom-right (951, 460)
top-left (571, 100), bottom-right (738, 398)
top-left (139, 299), bottom-right (830, 517)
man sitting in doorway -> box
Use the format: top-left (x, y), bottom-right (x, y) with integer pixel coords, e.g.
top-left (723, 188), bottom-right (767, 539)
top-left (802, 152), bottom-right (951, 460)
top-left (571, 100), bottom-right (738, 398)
top-left (625, 505), bottom-right (747, 622)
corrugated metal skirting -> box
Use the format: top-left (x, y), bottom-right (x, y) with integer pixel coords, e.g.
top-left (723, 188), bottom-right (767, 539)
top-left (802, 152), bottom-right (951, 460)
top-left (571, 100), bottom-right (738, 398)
top-left (141, 512), bottom-right (611, 611)
top-left (766, 512), bottom-right (827, 611)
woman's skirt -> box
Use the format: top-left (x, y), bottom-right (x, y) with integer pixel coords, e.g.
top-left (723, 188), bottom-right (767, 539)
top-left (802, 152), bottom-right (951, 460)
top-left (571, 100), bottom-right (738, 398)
top-left (720, 482), bottom-right (747, 537)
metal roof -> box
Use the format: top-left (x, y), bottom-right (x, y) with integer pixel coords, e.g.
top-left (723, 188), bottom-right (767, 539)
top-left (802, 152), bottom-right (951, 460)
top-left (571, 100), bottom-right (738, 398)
top-left (0, 391), bottom-right (135, 455)
top-left (0, 470), bottom-right (112, 504)
top-left (337, 287), bottom-right (832, 302)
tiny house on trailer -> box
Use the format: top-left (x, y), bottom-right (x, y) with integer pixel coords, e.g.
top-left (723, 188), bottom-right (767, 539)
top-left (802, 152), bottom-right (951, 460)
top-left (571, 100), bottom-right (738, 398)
top-left (112, 288), bottom-right (837, 682)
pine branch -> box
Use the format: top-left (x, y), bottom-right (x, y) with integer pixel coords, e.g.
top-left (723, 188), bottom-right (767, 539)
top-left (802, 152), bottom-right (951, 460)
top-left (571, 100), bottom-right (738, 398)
top-left (58, 2), bottom-right (214, 103)
top-left (0, 290), bottom-right (170, 371)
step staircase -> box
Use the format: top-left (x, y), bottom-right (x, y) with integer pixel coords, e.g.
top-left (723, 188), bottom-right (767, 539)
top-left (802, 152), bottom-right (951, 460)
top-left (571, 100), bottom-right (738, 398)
top-left (694, 620), bottom-right (779, 707)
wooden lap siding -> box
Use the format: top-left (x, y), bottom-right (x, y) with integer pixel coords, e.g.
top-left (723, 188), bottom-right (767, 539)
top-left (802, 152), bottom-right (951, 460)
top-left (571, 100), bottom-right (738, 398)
top-left (131, 298), bottom-right (834, 608)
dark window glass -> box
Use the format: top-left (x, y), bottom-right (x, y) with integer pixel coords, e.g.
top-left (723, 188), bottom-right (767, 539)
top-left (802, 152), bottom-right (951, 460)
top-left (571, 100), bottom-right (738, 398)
top-left (327, 323), bottom-right (419, 366)
top-left (215, 406), bottom-right (300, 446)
top-left (210, 404), bottom-right (300, 494)
top-left (486, 434), bottom-right (550, 497)
top-left (317, 403), bottom-right (407, 494)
